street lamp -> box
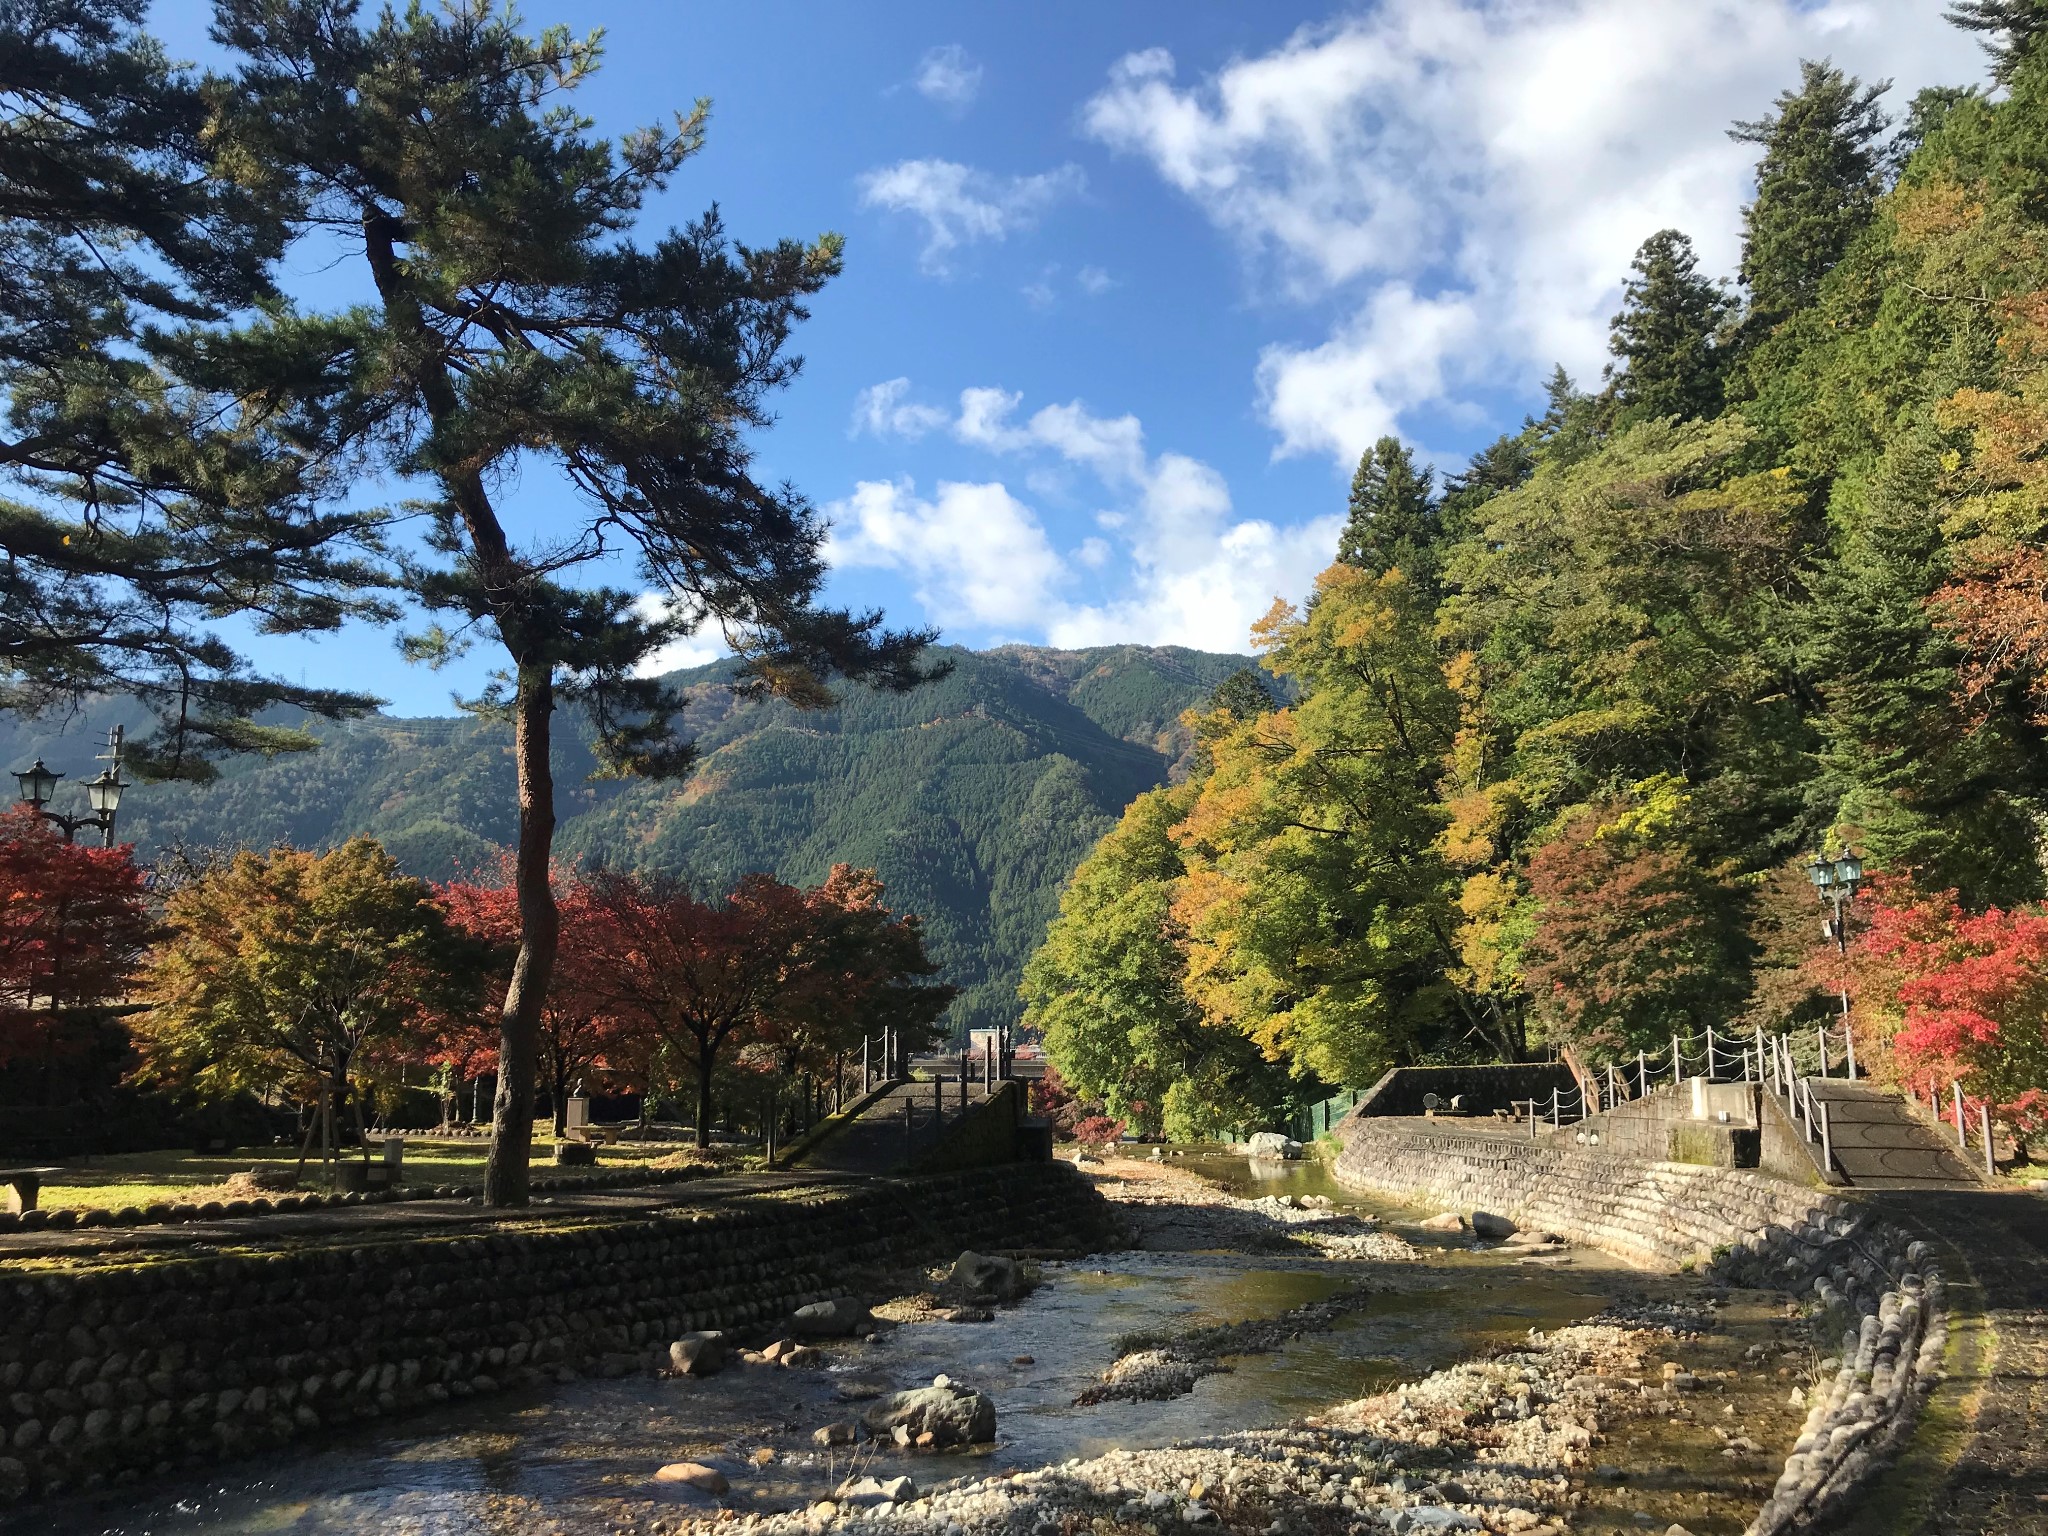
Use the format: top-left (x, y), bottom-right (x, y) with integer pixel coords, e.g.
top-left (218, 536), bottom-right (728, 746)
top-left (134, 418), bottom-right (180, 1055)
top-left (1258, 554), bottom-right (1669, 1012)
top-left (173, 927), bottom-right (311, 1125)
top-left (1806, 851), bottom-right (1864, 953)
top-left (11, 726), bottom-right (129, 847)
top-left (1807, 850), bottom-right (1864, 1078)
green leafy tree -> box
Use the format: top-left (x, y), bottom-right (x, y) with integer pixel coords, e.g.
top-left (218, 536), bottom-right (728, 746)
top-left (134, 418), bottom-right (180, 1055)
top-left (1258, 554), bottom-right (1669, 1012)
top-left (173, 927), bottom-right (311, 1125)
top-left (1337, 436), bottom-right (1441, 591)
top-left (1607, 230), bottom-right (1734, 426)
top-left (211, 1), bottom-right (936, 1202)
top-left (0, 0), bottom-right (390, 776)
top-left (1729, 61), bottom-right (1891, 330)
top-left (137, 838), bottom-right (482, 1178)
top-left (1021, 784), bottom-right (1286, 1139)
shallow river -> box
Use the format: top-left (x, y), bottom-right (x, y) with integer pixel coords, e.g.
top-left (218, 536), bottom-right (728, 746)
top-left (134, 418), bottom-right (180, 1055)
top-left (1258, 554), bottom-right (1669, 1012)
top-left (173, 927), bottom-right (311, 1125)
top-left (9, 1156), bottom-right (1791, 1536)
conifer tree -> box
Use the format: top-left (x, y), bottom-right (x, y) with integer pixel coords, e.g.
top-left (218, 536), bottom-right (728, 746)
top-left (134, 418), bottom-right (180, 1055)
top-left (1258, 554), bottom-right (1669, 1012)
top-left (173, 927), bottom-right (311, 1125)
top-left (210, 0), bottom-right (936, 1204)
top-left (1606, 230), bottom-right (1733, 426)
top-left (1948, 0), bottom-right (2048, 83)
top-left (1729, 61), bottom-right (1891, 328)
top-left (0, 0), bottom-right (390, 776)
top-left (1337, 435), bottom-right (1440, 591)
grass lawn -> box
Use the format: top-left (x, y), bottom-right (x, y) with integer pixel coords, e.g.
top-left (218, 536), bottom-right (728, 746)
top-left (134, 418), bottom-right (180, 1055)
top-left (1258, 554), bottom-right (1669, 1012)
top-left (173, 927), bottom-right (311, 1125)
top-left (36, 1127), bottom-right (728, 1210)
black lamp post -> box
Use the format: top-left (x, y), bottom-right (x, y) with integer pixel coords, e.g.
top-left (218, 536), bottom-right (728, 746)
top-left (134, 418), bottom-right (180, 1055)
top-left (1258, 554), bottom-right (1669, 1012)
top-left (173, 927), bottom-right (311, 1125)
top-left (12, 726), bottom-right (129, 847)
top-left (1806, 850), bottom-right (1864, 1077)
top-left (1806, 851), bottom-right (1864, 953)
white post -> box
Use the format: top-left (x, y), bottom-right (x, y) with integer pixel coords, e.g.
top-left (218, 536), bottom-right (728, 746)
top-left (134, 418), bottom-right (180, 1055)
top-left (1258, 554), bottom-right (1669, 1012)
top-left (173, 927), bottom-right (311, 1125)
top-left (1672, 1034), bottom-right (1682, 1088)
top-left (1551, 1087), bottom-right (1560, 1129)
top-left (1953, 1082), bottom-right (1967, 1148)
top-left (1816, 1026), bottom-right (1828, 1077)
top-left (1638, 1049), bottom-right (1648, 1097)
top-left (1707, 1026), bottom-right (1717, 1079)
top-left (1981, 1104), bottom-right (1996, 1180)
top-left (1819, 1099), bottom-right (1832, 1175)
top-left (1845, 1027), bottom-right (1857, 1081)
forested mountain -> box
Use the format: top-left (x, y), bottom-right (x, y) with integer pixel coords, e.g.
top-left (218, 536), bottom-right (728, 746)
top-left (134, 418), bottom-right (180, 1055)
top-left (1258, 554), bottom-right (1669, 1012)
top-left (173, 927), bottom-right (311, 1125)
top-left (1025, 17), bottom-right (2048, 1139)
top-left (0, 645), bottom-right (1247, 1039)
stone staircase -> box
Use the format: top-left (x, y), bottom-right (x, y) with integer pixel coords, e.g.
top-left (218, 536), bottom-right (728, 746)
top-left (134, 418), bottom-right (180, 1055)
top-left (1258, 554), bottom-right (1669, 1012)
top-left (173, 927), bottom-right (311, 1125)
top-left (788, 1076), bottom-right (1004, 1176)
top-left (1802, 1079), bottom-right (1988, 1191)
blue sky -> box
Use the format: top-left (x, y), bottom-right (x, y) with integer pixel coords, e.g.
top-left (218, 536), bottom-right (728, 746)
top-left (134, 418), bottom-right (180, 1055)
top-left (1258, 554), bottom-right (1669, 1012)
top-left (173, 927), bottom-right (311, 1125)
top-left (148, 0), bottom-right (1990, 717)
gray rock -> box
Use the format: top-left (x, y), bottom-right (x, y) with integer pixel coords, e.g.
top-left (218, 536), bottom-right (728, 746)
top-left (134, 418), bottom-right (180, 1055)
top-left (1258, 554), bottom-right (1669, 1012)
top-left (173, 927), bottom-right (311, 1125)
top-left (791, 1297), bottom-right (872, 1338)
top-left (1245, 1132), bottom-right (1302, 1159)
top-left (860, 1378), bottom-right (996, 1447)
top-left (948, 1250), bottom-right (1027, 1302)
top-left (668, 1332), bottom-right (728, 1377)
top-left (812, 1421), bottom-right (858, 1447)
top-left (1469, 1210), bottom-right (1517, 1240)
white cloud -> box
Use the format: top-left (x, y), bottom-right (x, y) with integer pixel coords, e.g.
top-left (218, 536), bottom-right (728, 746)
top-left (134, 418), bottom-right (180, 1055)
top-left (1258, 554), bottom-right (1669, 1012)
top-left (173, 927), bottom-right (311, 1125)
top-left (826, 478), bottom-right (1067, 631)
top-left (827, 384), bottom-right (1338, 653)
top-left (857, 158), bottom-right (1085, 274)
top-left (851, 377), bottom-right (950, 440)
top-left (629, 593), bottom-right (725, 678)
top-left (915, 44), bottom-right (983, 109)
top-left (1077, 264), bottom-right (1114, 296)
top-left (1082, 1), bottom-right (1987, 464)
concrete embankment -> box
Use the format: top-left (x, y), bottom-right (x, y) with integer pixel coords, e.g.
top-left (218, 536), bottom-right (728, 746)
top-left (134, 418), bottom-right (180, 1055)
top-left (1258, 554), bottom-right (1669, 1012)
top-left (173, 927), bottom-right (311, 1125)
top-left (0, 1163), bottom-right (1114, 1505)
top-left (1332, 1119), bottom-right (1947, 1536)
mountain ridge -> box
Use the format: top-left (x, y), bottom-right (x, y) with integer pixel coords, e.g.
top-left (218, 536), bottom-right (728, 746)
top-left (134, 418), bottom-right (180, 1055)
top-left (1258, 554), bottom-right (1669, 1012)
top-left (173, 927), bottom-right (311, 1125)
top-left (0, 642), bottom-right (1253, 1037)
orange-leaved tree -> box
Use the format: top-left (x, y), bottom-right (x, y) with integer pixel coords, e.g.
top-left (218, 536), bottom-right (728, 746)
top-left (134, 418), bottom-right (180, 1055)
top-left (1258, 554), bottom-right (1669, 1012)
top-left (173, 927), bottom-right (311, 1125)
top-left (137, 839), bottom-right (486, 1174)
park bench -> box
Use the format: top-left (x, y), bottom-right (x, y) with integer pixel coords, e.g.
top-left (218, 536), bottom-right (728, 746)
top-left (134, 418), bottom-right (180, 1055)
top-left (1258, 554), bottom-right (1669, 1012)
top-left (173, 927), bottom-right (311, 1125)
top-left (0, 1168), bottom-right (61, 1214)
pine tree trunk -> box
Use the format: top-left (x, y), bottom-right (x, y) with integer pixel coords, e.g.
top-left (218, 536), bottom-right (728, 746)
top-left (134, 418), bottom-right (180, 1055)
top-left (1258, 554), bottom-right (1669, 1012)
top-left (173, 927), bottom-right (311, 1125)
top-left (485, 662), bottom-right (559, 1206)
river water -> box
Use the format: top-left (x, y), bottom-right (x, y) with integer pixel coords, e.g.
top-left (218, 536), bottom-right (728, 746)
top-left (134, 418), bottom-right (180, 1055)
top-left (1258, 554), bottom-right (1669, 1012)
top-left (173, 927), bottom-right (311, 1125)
top-left (11, 1154), bottom-right (1798, 1536)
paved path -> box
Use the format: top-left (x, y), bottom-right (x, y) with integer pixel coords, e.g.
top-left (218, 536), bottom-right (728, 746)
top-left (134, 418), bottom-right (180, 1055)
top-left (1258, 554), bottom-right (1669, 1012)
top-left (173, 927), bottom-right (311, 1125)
top-left (1805, 1079), bottom-right (1987, 1190)
top-left (1870, 1188), bottom-right (2048, 1534)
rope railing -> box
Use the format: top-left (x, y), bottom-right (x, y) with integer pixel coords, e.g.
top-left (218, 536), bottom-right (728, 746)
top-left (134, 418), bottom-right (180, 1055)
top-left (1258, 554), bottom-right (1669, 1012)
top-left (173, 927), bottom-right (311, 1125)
top-left (1523, 1021), bottom-right (1862, 1147)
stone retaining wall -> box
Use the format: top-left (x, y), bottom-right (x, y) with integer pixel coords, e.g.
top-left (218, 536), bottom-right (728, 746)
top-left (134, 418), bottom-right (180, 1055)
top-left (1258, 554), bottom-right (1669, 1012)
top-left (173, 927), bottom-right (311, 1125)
top-left (0, 1163), bottom-right (1114, 1505)
top-left (1333, 1120), bottom-right (1945, 1536)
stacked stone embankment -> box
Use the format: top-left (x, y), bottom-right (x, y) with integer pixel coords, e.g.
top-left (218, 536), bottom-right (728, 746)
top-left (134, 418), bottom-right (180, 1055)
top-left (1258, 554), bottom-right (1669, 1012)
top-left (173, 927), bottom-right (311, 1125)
top-left (1334, 1119), bottom-right (1945, 1536)
top-left (0, 1163), bottom-right (1113, 1505)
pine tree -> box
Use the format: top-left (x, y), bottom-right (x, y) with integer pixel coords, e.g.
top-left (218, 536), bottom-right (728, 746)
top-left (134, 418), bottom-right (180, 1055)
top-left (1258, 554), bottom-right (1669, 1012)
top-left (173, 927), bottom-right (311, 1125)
top-left (1337, 435), bottom-right (1441, 590)
top-left (1948, 0), bottom-right (2048, 84)
top-left (1607, 230), bottom-right (1733, 426)
top-left (1729, 61), bottom-right (1891, 327)
top-left (0, 0), bottom-right (390, 776)
top-left (211, 0), bottom-right (937, 1204)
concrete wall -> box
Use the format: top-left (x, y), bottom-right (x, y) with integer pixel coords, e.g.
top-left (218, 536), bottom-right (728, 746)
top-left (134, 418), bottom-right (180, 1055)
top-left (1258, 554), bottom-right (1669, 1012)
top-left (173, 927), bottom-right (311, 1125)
top-left (1350, 1063), bottom-right (1576, 1118)
top-left (1558, 1082), bottom-right (1759, 1169)
top-left (1332, 1120), bottom-right (1946, 1536)
top-left (0, 1163), bottom-right (1114, 1505)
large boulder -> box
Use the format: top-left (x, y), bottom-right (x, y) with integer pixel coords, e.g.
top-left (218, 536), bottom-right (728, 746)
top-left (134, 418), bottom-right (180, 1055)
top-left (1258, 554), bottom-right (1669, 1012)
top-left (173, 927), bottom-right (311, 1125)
top-left (668, 1332), bottom-right (728, 1377)
top-left (653, 1460), bottom-right (729, 1493)
top-left (791, 1297), bottom-right (872, 1337)
top-left (947, 1250), bottom-right (1026, 1302)
top-left (1245, 1132), bottom-right (1302, 1159)
top-left (860, 1376), bottom-right (996, 1448)
top-left (1469, 1210), bottom-right (1517, 1240)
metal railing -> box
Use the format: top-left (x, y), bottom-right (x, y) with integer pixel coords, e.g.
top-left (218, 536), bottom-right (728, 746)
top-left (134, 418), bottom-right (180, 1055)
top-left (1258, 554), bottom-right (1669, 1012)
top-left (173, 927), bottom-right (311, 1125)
top-left (1905, 1079), bottom-right (2000, 1181)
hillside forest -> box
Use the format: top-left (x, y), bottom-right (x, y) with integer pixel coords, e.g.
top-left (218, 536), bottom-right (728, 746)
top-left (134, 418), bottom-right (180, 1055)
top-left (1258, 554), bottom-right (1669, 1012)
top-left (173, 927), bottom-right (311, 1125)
top-left (1023, 8), bottom-right (2048, 1143)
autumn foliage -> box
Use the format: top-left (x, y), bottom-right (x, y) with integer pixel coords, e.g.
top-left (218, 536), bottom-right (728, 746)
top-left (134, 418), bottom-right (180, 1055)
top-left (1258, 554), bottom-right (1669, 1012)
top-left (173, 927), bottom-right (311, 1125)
top-left (0, 806), bottom-right (151, 1066)
top-left (1854, 876), bottom-right (2048, 1135)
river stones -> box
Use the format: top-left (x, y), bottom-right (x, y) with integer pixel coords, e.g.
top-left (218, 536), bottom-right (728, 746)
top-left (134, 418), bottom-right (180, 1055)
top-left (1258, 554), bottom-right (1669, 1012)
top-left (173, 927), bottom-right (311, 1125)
top-left (811, 1421), bottom-right (858, 1447)
top-left (791, 1297), bottom-right (872, 1337)
top-left (1419, 1212), bottom-right (1466, 1232)
top-left (1245, 1132), bottom-right (1302, 1159)
top-left (653, 1460), bottom-right (728, 1493)
top-left (668, 1332), bottom-right (728, 1377)
top-left (861, 1377), bottom-right (996, 1447)
top-left (948, 1250), bottom-right (1026, 1301)
top-left (1469, 1210), bottom-right (1517, 1239)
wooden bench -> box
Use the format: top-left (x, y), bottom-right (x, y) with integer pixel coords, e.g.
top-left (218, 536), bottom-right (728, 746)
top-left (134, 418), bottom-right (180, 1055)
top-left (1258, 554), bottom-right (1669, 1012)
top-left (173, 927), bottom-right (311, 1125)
top-left (0, 1168), bottom-right (61, 1214)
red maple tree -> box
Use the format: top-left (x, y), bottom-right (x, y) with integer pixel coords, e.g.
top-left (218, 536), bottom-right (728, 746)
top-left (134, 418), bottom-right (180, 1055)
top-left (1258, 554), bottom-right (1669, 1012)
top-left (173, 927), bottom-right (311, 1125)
top-left (1856, 875), bottom-right (2048, 1136)
top-left (0, 805), bottom-right (151, 1067)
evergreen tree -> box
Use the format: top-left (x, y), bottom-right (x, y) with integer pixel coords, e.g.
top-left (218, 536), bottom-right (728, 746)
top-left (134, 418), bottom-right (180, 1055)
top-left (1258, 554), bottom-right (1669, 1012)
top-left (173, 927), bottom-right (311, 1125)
top-left (1729, 61), bottom-right (1891, 327)
top-left (1948, 0), bottom-right (2048, 84)
top-left (1207, 667), bottom-right (1277, 724)
top-left (1440, 429), bottom-right (1537, 543)
top-left (1337, 435), bottom-right (1441, 590)
top-left (0, 0), bottom-right (389, 776)
top-left (1607, 230), bottom-right (1733, 426)
top-left (211, 0), bottom-right (937, 1204)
